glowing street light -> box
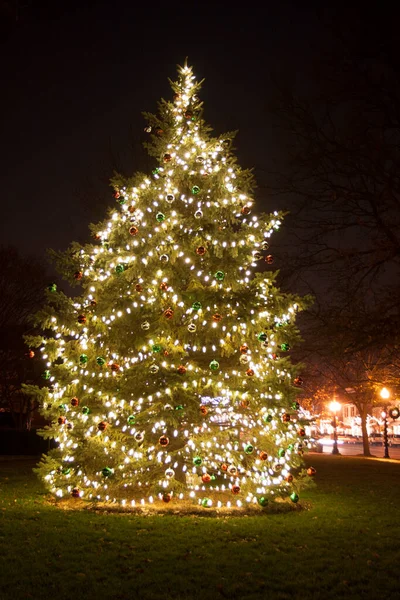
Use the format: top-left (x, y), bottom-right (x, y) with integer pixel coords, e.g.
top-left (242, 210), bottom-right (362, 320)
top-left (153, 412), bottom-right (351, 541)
top-left (329, 399), bottom-right (341, 455)
top-left (380, 387), bottom-right (390, 458)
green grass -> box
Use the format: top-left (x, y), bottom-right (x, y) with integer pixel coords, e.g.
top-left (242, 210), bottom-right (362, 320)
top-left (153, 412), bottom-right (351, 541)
top-left (0, 455), bottom-right (399, 600)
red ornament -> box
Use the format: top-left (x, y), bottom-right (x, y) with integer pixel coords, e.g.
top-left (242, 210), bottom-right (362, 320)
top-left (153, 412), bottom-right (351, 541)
top-left (90, 300), bottom-right (97, 307)
top-left (74, 271), bottom-right (83, 280)
top-left (71, 488), bottom-right (80, 498)
top-left (221, 463), bottom-right (228, 472)
top-left (265, 255), bottom-right (274, 264)
top-left (285, 474), bottom-right (294, 483)
top-left (164, 308), bottom-right (174, 319)
top-left (282, 413), bottom-right (291, 423)
top-left (231, 485), bottom-right (241, 495)
top-left (110, 363), bottom-right (120, 372)
top-left (162, 493), bottom-right (171, 503)
top-left (212, 313), bottom-right (222, 322)
top-left (113, 191), bottom-right (120, 199)
top-left (294, 377), bottom-right (303, 387)
top-left (58, 416), bottom-right (66, 425)
top-left (196, 246), bottom-right (206, 256)
top-left (307, 467), bottom-right (317, 477)
top-left (129, 226), bottom-right (139, 236)
top-left (200, 405), bottom-right (208, 415)
top-left (241, 206), bottom-right (251, 215)
top-left (184, 109), bottom-right (193, 119)
top-left (240, 399), bottom-right (250, 408)
top-left (298, 428), bottom-right (306, 437)
top-left (271, 353), bottom-right (277, 360)
top-left (202, 473), bottom-right (211, 483)
top-left (246, 368), bottom-right (254, 377)
top-left (155, 127), bottom-right (164, 136)
top-left (135, 284), bottom-right (143, 292)
top-left (27, 350), bottom-right (35, 359)
top-left (259, 451), bottom-right (268, 461)
top-left (159, 435), bottom-right (169, 447)
top-left (240, 345), bottom-right (249, 354)
top-left (173, 93), bottom-right (180, 102)
top-left (77, 315), bottom-right (86, 324)
top-left (128, 205), bottom-right (136, 213)
top-left (177, 365), bottom-right (187, 375)
top-left (71, 397), bottom-right (79, 407)
top-left (98, 421), bottom-right (108, 431)
top-left (163, 153), bottom-right (172, 163)
top-left (160, 282), bottom-right (169, 291)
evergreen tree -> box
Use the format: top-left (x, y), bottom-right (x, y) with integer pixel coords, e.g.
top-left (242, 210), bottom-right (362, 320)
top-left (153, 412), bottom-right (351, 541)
top-left (27, 64), bottom-right (313, 509)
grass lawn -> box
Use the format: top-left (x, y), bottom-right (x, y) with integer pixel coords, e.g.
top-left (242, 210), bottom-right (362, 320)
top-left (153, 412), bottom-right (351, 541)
top-left (0, 454), bottom-right (399, 600)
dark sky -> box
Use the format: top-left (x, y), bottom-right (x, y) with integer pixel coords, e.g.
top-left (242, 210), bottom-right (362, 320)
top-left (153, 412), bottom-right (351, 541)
top-left (1, 0), bottom-right (319, 259)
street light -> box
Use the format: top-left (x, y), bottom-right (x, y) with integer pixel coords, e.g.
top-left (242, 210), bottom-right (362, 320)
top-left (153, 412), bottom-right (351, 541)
top-left (380, 387), bottom-right (390, 459)
top-left (329, 400), bottom-right (341, 455)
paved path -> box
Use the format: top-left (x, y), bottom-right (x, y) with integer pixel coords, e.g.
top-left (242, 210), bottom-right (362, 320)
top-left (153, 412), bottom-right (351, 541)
top-left (318, 442), bottom-right (400, 460)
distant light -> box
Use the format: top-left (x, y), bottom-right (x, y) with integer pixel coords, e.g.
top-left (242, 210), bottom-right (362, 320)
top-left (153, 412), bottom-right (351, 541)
top-left (380, 387), bottom-right (390, 400)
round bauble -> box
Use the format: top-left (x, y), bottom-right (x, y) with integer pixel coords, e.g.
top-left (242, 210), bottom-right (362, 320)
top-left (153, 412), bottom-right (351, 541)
top-left (259, 451), bottom-right (268, 460)
top-left (160, 281), bottom-right (169, 291)
top-left (71, 397), bottom-right (79, 407)
top-left (188, 322), bottom-right (196, 333)
top-left (163, 153), bottom-right (172, 162)
top-left (79, 354), bottom-right (88, 364)
top-left (241, 206), bottom-right (251, 215)
top-left (192, 301), bottom-right (202, 311)
top-left (227, 465), bottom-right (237, 476)
top-left (285, 474), bottom-right (294, 483)
top-left (58, 416), bottom-right (66, 425)
top-left (193, 456), bottom-right (202, 466)
top-left (159, 435), bottom-right (169, 447)
top-left (164, 308), bottom-right (174, 319)
top-left (282, 413), bottom-right (291, 423)
top-left (48, 283), bottom-right (57, 292)
top-left (160, 254), bottom-right (169, 263)
top-left (129, 226), bottom-right (139, 235)
top-left (165, 468), bottom-right (175, 478)
top-left (27, 350), bottom-right (35, 359)
top-left (212, 313), bottom-right (222, 322)
top-left (149, 364), bottom-right (159, 374)
top-left (194, 209), bottom-right (203, 219)
top-left (141, 321), bottom-right (150, 330)
top-left (258, 496), bottom-right (269, 507)
top-left (307, 467), bottom-right (316, 476)
top-left (165, 193), bottom-right (175, 203)
top-left (162, 493), bottom-right (171, 503)
top-left (265, 255), bottom-right (274, 264)
top-left (115, 264), bottom-right (125, 274)
top-left (298, 428), bottom-right (306, 437)
top-left (192, 185), bottom-right (200, 195)
top-left (201, 473), bottom-right (211, 483)
top-left (263, 413), bottom-right (273, 423)
top-left (96, 356), bottom-right (106, 366)
top-left (214, 270), bottom-right (225, 281)
top-left (135, 432), bottom-right (144, 442)
top-left (127, 415), bottom-right (136, 425)
top-left (231, 485), bottom-right (240, 495)
top-left (209, 360), bottom-right (219, 371)
top-left (294, 377), bottom-right (303, 387)
top-left (156, 212), bottom-right (165, 222)
top-left (102, 467), bottom-right (113, 478)
top-left (200, 405), bottom-right (208, 415)
top-left (244, 444), bottom-right (254, 454)
top-left (196, 246), bottom-right (206, 256)
top-left (290, 492), bottom-right (299, 503)
top-left (246, 368), bottom-right (255, 377)
top-left (74, 271), bottom-right (83, 280)
top-left (201, 498), bottom-right (211, 508)
top-left (253, 251), bottom-right (262, 260)
top-left (261, 240), bottom-right (270, 250)
top-left (82, 406), bottom-right (90, 415)
top-left (257, 332), bottom-right (267, 342)
top-left (98, 421), bottom-right (108, 431)
top-left (239, 354), bottom-right (249, 365)
top-left (135, 283), bottom-right (143, 292)
top-left (72, 488), bottom-right (80, 498)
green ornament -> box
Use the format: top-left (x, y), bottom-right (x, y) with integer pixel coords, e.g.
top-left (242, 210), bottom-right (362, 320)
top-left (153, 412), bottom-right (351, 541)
top-left (263, 413), bottom-right (273, 423)
top-left (58, 404), bottom-right (67, 412)
top-left (62, 468), bottom-right (71, 475)
top-left (48, 283), bottom-right (57, 292)
top-left (96, 357), bottom-right (106, 366)
top-left (209, 360), bottom-right (220, 371)
top-left (244, 444), bottom-right (254, 454)
top-left (280, 343), bottom-right (290, 352)
top-left (257, 333), bottom-right (267, 342)
top-left (290, 492), bottom-right (299, 503)
top-left (118, 197), bottom-right (126, 205)
top-left (152, 344), bottom-right (162, 353)
top-left (42, 370), bottom-right (51, 380)
top-left (115, 264), bottom-right (125, 274)
top-left (201, 498), bottom-right (211, 508)
top-left (102, 467), bottom-right (113, 478)
top-left (287, 444), bottom-right (294, 451)
top-left (175, 404), bottom-right (184, 411)
top-left (278, 448), bottom-right (286, 458)
top-left (193, 456), bottom-right (202, 466)
top-left (192, 301), bottom-right (202, 311)
top-left (258, 496), bottom-right (269, 507)
top-left (191, 185), bottom-right (200, 195)
top-left (79, 354), bottom-right (88, 364)
top-left (152, 168), bottom-right (160, 175)
top-left (156, 212), bottom-right (165, 222)
top-left (214, 270), bottom-right (225, 281)
top-left (127, 415), bottom-right (136, 425)
top-left (211, 474), bottom-right (217, 481)
top-left (82, 406), bottom-right (90, 415)
top-left (292, 401), bottom-right (300, 410)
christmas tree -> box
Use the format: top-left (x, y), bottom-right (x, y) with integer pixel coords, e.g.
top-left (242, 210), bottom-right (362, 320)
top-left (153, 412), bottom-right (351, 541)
top-left (26, 63), bottom-right (313, 509)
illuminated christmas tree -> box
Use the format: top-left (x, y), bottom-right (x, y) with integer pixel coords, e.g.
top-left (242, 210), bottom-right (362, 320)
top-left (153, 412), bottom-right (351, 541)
top-left (26, 63), bottom-right (313, 509)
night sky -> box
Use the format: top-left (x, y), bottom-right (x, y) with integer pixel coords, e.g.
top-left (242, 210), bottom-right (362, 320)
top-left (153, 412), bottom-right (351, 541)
top-left (2, 1), bottom-right (319, 260)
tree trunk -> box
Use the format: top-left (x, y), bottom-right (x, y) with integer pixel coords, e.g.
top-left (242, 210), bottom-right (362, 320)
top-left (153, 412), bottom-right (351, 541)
top-left (360, 412), bottom-right (371, 457)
